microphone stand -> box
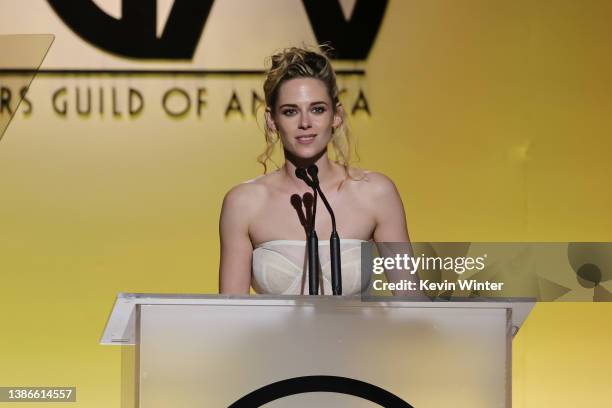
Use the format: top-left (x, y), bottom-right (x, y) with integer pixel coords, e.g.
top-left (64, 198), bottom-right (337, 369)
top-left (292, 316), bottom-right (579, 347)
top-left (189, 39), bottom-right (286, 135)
top-left (296, 168), bottom-right (319, 295)
top-left (307, 165), bottom-right (342, 296)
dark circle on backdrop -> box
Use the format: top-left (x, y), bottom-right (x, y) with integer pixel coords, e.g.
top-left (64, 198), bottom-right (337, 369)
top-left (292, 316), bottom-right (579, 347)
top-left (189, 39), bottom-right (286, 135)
top-left (576, 263), bottom-right (602, 288)
top-left (227, 375), bottom-right (413, 407)
top-left (567, 243), bottom-right (612, 283)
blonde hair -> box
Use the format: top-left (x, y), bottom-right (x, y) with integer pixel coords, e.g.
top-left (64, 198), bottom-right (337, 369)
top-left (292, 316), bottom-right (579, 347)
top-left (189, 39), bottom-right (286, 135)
top-left (257, 45), bottom-right (357, 176)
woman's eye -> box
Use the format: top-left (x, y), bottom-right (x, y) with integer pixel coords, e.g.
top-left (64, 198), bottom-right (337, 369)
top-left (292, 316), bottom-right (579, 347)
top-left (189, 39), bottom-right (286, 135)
top-left (312, 106), bottom-right (326, 114)
top-left (282, 109), bottom-right (297, 116)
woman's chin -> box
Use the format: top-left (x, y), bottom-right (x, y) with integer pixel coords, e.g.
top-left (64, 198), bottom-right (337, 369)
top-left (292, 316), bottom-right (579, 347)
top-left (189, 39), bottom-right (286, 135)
top-left (286, 145), bottom-right (327, 161)
top-left (296, 148), bottom-right (320, 158)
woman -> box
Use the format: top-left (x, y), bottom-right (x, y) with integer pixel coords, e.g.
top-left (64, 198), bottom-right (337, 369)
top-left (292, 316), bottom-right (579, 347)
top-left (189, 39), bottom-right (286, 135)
top-left (219, 46), bottom-right (410, 295)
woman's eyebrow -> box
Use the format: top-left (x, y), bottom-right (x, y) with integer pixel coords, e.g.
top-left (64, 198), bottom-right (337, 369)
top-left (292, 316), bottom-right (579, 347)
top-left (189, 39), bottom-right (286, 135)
top-left (278, 101), bottom-right (329, 108)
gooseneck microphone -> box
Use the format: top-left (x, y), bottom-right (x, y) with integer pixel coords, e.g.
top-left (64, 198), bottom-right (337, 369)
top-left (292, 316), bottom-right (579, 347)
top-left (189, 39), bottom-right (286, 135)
top-left (295, 168), bottom-right (319, 295)
top-left (306, 165), bottom-right (342, 296)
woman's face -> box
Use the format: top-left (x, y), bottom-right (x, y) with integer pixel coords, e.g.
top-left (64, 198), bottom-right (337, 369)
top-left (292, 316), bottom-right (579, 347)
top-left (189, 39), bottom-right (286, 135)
top-left (266, 78), bottom-right (342, 160)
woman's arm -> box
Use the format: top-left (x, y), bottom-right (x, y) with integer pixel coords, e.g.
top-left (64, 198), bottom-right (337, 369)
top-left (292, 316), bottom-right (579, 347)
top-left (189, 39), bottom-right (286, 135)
top-left (368, 172), bottom-right (410, 243)
top-left (218, 184), bottom-right (258, 294)
top-left (366, 173), bottom-right (423, 297)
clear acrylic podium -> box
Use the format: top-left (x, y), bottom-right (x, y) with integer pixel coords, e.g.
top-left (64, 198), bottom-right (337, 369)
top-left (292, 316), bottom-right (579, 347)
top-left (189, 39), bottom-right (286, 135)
top-left (101, 294), bottom-right (533, 407)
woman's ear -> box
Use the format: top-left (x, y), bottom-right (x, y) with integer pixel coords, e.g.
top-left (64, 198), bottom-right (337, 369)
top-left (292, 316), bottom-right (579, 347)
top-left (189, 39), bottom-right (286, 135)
top-left (333, 103), bottom-right (345, 130)
top-left (264, 107), bottom-right (277, 133)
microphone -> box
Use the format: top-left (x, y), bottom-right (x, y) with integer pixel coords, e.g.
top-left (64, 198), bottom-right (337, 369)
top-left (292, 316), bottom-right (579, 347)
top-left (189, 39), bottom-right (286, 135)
top-left (295, 168), bottom-right (319, 295)
top-left (295, 168), bottom-right (317, 226)
top-left (306, 165), bottom-right (342, 296)
top-left (295, 167), bottom-right (310, 185)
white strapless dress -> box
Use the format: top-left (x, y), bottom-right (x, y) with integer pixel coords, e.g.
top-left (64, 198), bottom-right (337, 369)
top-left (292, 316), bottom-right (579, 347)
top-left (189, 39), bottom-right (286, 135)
top-left (252, 239), bottom-right (368, 295)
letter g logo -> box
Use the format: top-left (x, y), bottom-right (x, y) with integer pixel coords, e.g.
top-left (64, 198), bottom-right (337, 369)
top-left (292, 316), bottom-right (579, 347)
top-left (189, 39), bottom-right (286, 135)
top-left (46, 0), bottom-right (388, 60)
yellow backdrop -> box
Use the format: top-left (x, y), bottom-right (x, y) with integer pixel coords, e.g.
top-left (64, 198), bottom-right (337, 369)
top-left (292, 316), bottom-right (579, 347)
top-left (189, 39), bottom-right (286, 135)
top-left (0, 0), bottom-right (611, 406)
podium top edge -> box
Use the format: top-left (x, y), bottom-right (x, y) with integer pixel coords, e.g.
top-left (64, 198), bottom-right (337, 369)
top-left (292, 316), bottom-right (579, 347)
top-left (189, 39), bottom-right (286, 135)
top-left (101, 293), bottom-right (535, 345)
top-left (116, 292), bottom-right (535, 307)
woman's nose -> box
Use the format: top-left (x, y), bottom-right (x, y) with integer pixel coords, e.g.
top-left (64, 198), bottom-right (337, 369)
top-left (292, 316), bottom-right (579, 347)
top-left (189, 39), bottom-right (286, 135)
top-left (298, 112), bottom-right (312, 129)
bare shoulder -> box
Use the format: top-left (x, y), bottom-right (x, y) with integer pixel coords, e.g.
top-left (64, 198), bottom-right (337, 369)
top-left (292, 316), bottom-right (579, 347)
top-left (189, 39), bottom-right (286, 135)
top-left (351, 170), bottom-right (408, 240)
top-left (345, 169), bottom-right (400, 198)
top-left (221, 177), bottom-right (269, 214)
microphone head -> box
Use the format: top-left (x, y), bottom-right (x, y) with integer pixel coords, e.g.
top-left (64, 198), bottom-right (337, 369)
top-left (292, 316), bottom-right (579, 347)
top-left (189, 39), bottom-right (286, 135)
top-left (302, 192), bottom-right (314, 207)
top-left (290, 193), bottom-right (302, 209)
top-left (295, 167), bottom-right (314, 187)
top-left (306, 164), bottom-right (319, 183)
top-left (295, 167), bottom-right (307, 180)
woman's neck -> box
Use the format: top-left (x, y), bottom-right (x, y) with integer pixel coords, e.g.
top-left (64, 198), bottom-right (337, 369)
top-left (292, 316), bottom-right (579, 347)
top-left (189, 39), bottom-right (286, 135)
top-left (282, 149), bottom-right (340, 191)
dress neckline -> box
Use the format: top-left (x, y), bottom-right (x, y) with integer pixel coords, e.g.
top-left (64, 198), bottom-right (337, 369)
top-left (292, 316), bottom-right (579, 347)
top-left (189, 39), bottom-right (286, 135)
top-left (254, 239), bottom-right (369, 249)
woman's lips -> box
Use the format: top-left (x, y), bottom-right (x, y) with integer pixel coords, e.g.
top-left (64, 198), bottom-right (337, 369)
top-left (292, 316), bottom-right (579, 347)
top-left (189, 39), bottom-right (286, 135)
top-left (296, 134), bottom-right (317, 144)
